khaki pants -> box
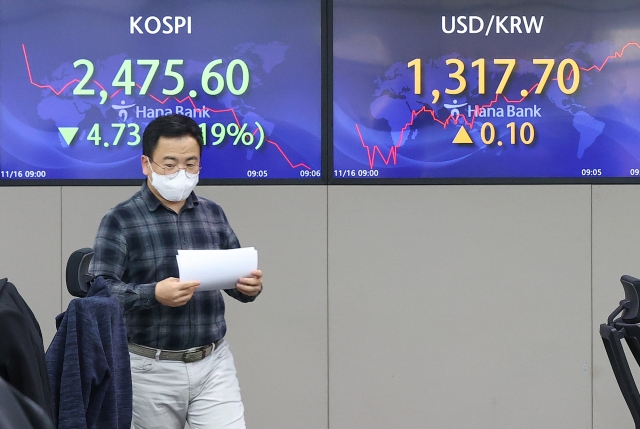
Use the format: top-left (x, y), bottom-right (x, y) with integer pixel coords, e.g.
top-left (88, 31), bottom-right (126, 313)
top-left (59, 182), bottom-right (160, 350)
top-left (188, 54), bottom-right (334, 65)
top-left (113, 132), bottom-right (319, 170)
top-left (129, 340), bottom-right (245, 429)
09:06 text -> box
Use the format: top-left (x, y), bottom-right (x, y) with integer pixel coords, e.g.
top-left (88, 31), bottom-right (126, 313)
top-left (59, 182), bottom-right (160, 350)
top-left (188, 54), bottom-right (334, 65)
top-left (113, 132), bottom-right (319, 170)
top-left (299, 170), bottom-right (321, 177)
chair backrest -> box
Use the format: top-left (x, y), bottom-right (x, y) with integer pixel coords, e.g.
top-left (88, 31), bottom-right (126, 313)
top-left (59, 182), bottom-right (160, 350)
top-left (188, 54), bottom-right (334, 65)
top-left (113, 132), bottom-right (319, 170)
top-left (601, 323), bottom-right (640, 427)
top-left (600, 275), bottom-right (640, 429)
top-left (621, 275), bottom-right (640, 324)
top-left (65, 248), bottom-right (94, 298)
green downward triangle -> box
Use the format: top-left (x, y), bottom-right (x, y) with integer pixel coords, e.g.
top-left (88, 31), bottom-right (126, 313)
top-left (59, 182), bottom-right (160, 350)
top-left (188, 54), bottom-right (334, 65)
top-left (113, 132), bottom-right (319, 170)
top-left (59, 127), bottom-right (79, 145)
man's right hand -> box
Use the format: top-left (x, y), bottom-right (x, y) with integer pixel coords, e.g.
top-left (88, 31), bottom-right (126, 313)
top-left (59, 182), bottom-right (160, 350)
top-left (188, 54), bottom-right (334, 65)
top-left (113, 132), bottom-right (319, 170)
top-left (155, 277), bottom-right (201, 307)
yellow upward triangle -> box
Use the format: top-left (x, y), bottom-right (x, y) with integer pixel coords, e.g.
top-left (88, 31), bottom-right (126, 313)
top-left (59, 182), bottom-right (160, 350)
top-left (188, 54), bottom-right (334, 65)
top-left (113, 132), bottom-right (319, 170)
top-left (452, 126), bottom-right (473, 144)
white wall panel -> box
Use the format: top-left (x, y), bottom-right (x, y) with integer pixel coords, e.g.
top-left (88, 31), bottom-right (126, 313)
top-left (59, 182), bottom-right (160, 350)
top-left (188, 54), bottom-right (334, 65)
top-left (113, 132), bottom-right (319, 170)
top-left (592, 185), bottom-right (640, 429)
top-left (61, 186), bottom-right (139, 310)
top-left (199, 186), bottom-right (328, 429)
top-left (328, 185), bottom-right (592, 429)
top-left (0, 187), bottom-right (61, 347)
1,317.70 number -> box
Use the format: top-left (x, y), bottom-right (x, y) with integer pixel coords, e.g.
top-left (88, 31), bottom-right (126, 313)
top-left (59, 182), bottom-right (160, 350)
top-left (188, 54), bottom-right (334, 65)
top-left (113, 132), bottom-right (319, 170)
top-left (408, 58), bottom-right (580, 96)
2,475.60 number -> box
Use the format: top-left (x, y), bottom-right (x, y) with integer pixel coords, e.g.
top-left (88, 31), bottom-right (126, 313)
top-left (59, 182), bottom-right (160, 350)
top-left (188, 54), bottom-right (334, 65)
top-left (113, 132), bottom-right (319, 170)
top-left (73, 58), bottom-right (250, 97)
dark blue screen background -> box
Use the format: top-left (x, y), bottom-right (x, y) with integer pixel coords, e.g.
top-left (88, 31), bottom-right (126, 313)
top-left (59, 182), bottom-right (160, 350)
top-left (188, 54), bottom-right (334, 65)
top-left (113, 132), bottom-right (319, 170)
top-left (0, 0), bottom-right (322, 181)
top-left (333, 0), bottom-right (640, 180)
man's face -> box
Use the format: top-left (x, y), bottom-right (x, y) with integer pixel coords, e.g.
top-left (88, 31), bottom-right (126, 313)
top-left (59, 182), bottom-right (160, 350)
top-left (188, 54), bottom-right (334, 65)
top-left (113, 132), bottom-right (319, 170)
top-left (141, 135), bottom-right (201, 180)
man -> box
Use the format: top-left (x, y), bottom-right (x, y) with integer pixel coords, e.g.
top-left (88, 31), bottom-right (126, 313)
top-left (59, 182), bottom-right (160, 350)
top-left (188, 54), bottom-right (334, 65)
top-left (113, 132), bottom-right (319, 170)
top-left (89, 114), bottom-right (262, 429)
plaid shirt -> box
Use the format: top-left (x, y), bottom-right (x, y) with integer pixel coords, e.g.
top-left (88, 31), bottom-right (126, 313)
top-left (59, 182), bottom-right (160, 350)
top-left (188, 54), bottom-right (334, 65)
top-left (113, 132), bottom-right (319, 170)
top-left (89, 182), bottom-right (256, 350)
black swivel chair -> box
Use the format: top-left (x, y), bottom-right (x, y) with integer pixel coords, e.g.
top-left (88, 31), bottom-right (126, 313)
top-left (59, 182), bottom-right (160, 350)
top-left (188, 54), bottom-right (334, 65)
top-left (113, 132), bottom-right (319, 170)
top-left (600, 275), bottom-right (640, 428)
top-left (65, 248), bottom-right (94, 298)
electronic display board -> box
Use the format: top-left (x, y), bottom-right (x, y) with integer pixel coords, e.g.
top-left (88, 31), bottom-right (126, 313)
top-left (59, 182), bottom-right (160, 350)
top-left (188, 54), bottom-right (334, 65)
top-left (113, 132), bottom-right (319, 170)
top-left (332, 0), bottom-right (640, 182)
top-left (0, 0), bottom-right (323, 182)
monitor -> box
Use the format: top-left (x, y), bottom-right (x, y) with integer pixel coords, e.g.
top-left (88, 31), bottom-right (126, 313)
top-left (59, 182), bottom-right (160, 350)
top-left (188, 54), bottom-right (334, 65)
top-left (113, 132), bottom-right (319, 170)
top-left (0, 0), bottom-right (324, 183)
top-left (332, 0), bottom-right (640, 182)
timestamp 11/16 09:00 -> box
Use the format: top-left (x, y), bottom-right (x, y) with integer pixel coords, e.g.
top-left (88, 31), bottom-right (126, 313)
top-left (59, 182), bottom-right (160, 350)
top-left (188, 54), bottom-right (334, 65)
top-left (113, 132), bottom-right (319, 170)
top-left (334, 169), bottom-right (380, 178)
top-left (1, 170), bottom-right (47, 179)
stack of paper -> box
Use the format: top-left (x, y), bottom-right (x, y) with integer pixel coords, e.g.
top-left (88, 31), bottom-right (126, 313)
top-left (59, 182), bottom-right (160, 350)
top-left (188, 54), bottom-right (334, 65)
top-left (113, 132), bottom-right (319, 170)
top-left (176, 247), bottom-right (258, 291)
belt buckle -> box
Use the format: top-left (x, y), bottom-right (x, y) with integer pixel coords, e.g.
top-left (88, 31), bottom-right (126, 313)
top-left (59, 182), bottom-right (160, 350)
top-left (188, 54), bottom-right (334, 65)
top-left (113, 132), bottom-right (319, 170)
top-left (182, 348), bottom-right (206, 363)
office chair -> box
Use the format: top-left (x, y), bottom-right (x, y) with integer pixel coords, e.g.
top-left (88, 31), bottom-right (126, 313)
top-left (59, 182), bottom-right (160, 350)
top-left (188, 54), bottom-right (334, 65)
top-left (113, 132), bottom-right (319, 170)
top-left (65, 248), bottom-right (94, 298)
top-left (600, 275), bottom-right (640, 428)
top-left (54, 247), bottom-right (132, 428)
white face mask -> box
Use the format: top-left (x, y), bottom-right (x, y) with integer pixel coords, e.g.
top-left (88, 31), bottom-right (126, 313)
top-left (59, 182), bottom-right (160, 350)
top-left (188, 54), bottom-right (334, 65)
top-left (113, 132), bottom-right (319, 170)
top-left (148, 160), bottom-right (199, 202)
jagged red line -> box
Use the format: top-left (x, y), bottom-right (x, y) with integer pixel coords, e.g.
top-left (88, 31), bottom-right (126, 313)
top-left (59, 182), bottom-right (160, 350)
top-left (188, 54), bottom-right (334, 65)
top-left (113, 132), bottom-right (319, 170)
top-left (356, 42), bottom-right (640, 169)
top-left (21, 44), bottom-right (311, 171)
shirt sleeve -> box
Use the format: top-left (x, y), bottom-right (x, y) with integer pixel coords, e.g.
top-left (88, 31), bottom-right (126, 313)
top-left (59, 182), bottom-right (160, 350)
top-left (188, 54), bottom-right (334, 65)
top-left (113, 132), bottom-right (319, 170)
top-left (89, 211), bottom-right (158, 313)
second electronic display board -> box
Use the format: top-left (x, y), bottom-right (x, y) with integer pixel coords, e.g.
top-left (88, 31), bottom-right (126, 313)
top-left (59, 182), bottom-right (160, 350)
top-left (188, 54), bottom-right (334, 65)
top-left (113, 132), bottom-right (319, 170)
top-left (333, 0), bottom-right (640, 182)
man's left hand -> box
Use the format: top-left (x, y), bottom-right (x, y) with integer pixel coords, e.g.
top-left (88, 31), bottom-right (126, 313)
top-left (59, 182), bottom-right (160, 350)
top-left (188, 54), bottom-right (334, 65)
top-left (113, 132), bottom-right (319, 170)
top-left (236, 270), bottom-right (263, 297)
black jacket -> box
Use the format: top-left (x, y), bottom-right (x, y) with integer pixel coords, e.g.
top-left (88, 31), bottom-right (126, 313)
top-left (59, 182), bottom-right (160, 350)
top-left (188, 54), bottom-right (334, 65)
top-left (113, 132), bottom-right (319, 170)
top-left (0, 377), bottom-right (54, 429)
top-left (0, 278), bottom-right (53, 421)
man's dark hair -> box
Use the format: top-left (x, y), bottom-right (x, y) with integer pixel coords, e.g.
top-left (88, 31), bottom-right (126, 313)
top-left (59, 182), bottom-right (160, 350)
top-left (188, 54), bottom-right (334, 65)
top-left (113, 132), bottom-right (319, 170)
top-left (142, 114), bottom-right (204, 158)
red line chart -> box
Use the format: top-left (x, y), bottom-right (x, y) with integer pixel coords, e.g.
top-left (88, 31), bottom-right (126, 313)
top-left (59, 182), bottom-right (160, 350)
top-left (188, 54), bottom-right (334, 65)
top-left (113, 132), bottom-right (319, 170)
top-left (21, 44), bottom-right (312, 171)
top-left (355, 42), bottom-right (640, 169)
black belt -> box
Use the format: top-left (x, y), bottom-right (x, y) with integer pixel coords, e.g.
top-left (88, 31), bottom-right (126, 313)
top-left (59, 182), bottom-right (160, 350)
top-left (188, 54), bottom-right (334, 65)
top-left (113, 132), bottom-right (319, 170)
top-left (128, 341), bottom-right (219, 363)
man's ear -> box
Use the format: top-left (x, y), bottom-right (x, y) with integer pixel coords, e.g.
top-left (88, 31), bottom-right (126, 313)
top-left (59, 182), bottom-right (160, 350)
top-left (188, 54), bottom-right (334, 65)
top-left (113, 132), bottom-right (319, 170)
top-left (141, 155), bottom-right (150, 177)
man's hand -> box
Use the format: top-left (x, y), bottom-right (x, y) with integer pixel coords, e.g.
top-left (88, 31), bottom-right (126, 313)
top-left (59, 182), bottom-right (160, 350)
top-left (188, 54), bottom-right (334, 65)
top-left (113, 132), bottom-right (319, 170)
top-left (155, 277), bottom-right (200, 307)
top-left (236, 270), bottom-right (263, 297)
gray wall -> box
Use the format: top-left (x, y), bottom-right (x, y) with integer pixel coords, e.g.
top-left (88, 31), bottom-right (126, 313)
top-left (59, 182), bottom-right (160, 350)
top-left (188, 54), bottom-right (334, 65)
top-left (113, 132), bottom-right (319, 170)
top-left (0, 184), bottom-right (636, 428)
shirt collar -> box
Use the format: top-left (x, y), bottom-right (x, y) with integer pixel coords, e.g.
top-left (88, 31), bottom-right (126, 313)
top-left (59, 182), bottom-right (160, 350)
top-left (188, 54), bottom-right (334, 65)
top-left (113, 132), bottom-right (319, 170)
top-left (139, 180), bottom-right (199, 212)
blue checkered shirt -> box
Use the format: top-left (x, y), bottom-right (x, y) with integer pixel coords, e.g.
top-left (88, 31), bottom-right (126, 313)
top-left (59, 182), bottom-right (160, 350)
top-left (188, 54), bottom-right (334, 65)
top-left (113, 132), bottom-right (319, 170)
top-left (89, 182), bottom-right (256, 350)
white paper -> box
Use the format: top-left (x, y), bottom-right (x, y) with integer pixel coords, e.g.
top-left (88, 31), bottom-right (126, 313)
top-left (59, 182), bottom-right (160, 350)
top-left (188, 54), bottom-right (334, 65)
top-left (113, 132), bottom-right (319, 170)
top-left (176, 247), bottom-right (258, 291)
